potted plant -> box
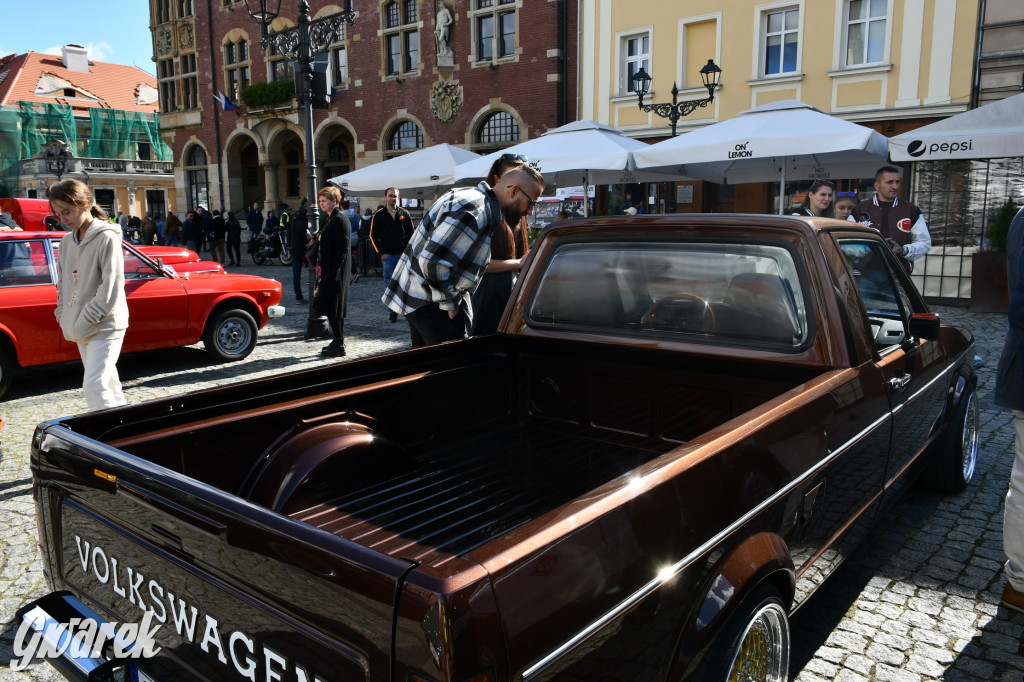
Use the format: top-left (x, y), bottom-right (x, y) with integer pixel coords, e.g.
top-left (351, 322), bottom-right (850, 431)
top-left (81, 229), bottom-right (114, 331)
top-left (239, 81), bottom-right (296, 112)
top-left (971, 199), bottom-right (1017, 313)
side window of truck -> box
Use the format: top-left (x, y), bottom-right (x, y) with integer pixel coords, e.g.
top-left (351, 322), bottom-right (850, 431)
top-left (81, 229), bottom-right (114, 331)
top-left (839, 240), bottom-right (914, 350)
top-left (527, 241), bottom-right (810, 350)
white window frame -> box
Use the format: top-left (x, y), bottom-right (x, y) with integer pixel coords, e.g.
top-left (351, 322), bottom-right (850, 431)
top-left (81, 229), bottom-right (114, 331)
top-left (754, 1), bottom-right (803, 79)
top-left (469, 0), bottom-right (520, 66)
top-left (840, 0), bottom-right (890, 68)
top-left (618, 30), bottom-right (651, 97)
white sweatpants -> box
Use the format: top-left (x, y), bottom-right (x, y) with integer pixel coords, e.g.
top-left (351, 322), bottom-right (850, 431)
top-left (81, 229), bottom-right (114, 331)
top-left (77, 330), bottom-right (126, 411)
top-left (1004, 410), bottom-right (1024, 590)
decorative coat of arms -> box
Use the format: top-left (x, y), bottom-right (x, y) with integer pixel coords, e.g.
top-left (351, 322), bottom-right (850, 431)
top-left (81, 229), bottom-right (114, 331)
top-left (156, 26), bottom-right (173, 57)
top-left (430, 80), bottom-right (463, 124)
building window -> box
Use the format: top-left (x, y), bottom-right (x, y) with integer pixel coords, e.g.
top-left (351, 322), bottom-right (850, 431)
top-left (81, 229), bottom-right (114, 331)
top-left (331, 44), bottom-right (347, 89)
top-left (844, 0), bottom-right (887, 66)
top-left (382, 1), bottom-right (418, 76)
top-left (158, 58), bottom-right (176, 113)
top-left (224, 38), bottom-right (250, 101)
top-left (156, 0), bottom-right (172, 24)
top-left (138, 142), bottom-right (152, 161)
top-left (284, 145), bottom-right (302, 197)
top-left (620, 33), bottom-right (650, 96)
top-left (761, 7), bottom-right (799, 76)
top-left (269, 42), bottom-right (295, 82)
top-left (177, 0), bottom-right (194, 17)
top-left (475, 111), bottom-right (520, 154)
top-left (473, 0), bottom-right (517, 63)
top-left (184, 145), bottom-right (209, 210)
top-left (323, 139), bottom-right (351, 181)
top-left (386, 121), bottom-right (424, 155)
top-left (180, 53), bottom-right (197, 109)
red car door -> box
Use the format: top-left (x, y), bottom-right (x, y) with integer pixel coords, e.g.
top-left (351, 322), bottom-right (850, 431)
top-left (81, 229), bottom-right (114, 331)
top-left (0, 238), bottom-right (64, 365)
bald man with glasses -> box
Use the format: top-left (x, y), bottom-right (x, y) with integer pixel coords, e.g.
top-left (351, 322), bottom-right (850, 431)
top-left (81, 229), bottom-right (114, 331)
top-left (384, 166), bottom-right (545, 347)
top-left (369, 187), bottom-right (415, 322)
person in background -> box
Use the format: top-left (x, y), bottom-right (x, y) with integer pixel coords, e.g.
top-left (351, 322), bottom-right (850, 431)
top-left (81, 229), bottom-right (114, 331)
top-left (313, 186), bottom-right (351, 357)
top-left (384, 165), bottom-right (545, 347)
top-left (792, 180), bottom-right (834, 218)
top-left (290, 206), bottom-right (310, 304)
top-left (209, 210), bottom-right (227, 264)
top-left (155, 214), bottom-right (165, 244)
top-left (182, 211), bottom-right (197, 253)
top-left (855, 165), bottom-right (932, 272)
top-left (264, 209), bottom-right (279, 237)
top-left (246, 201), bottom-right (263, 244)
top-left (619, 191), bottom-right (634, 214)
top-left (472, 154), bottom-right (533, 335)
top-left (998, 205), bottom-right (1024, 613)
top-left (195, 206), bottom-right (211, 253)
top-left (224, 211), bottom-right (241, 266)
top-left (117, 211), bottom-right (129, 238)
top-left (164, 212), bottom-right (181, 246)
top-left (50, 178), bottom-right (129, 411)
top-left (369, 188), bottom-right (415, 322)
top-left (833, 192), bottom-right (857, 221)
top-left (140, 211), bottom-right (157, 245)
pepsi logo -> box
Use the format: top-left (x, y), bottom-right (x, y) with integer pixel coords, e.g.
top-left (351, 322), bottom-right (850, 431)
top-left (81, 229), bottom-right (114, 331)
top-left (907, 140), bottom-right (926, 157)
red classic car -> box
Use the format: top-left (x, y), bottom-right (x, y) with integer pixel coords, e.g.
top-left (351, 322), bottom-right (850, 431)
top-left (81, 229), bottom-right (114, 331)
top-left (0, 231), bottom-right (284, 398)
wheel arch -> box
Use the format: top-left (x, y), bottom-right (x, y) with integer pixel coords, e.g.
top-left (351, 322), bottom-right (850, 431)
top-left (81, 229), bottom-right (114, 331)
top-left (666, 531), bottom-right (794, 680)
top-left (201, 295), bottom-right (264, 335)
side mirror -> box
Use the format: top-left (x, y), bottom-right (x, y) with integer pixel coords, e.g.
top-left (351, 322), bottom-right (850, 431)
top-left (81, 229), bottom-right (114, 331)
top-left (906, 312), bottom-right (940, 346)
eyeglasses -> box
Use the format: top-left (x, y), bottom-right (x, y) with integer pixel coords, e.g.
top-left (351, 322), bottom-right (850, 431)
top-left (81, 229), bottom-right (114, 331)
top-left (501, 153), bottom-right (528, 164)
top-left (836, 191), bottom-right (858, 196)
top-left (507, 184), bottom-right (539, 210)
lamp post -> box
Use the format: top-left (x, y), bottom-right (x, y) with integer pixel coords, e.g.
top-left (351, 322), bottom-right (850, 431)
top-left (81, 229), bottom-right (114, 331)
top-left (247, 0), bottom-right (355, 339)
top-left (632, 59), bottom-right (722, 137)
top-left (43, 138), bottom-right (69, 181)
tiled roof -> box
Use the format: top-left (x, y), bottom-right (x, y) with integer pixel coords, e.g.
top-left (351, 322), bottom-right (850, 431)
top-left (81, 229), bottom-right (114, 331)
top-left (0, 51), bottom-right (158, 114)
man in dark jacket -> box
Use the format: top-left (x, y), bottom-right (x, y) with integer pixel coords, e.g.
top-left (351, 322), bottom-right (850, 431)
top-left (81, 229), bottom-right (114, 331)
top-left (998, 205), bottom-right (1024, 613)
top-left (369, 188), bottom-right (414, 322)
top-left (290, 206), bottom-right (311, 304)
top-left (246, 202), bottom-right (263, 246)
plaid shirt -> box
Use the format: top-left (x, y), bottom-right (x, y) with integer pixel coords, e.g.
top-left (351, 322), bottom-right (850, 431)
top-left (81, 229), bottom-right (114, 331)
top-left (383, 182), bottom-right (500, 324)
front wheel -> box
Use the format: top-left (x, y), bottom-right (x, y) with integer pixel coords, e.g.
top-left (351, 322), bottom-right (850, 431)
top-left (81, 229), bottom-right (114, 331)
top-left (203, 309), bottom-right (258, 362)
top-left (692, 584), bottom-right (790, 682)
top-left (925, 383), bottom-right (978, 493)
top-left (279, 249), bottom-right (293, 266)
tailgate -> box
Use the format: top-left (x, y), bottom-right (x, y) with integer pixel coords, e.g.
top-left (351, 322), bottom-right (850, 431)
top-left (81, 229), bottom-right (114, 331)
top-left (34, 427), bottom-right (414, 682)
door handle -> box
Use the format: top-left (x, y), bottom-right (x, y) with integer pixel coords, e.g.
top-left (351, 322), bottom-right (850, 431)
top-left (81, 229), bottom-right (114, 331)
top-left (889, 373), bottom-right (912, 392)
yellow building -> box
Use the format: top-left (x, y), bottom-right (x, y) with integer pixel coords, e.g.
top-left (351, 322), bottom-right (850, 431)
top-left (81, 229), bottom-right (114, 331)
top-left (579, 0), bottom-right (980, 214)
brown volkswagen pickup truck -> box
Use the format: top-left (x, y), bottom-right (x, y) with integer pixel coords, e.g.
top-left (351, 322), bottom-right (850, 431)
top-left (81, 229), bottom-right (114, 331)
top-left (22, 215), bottom-right (978, 682)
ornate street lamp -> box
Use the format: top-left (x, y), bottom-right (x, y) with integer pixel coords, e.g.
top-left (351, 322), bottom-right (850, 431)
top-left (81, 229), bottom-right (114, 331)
top-left (44, 138), bottom-right (70, 181)
top-left (632, 59), bottom-right (722, 137)
top-left (247, 0), bottom-right (355, 339)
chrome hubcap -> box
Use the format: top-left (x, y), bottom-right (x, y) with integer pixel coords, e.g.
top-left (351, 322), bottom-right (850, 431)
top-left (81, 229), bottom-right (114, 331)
top-left (217, 317), bottom-right (251, 354)
top-left (961, 392), bottom-right (979, 483)
top-left (727, 602), bottom-right (789, 682)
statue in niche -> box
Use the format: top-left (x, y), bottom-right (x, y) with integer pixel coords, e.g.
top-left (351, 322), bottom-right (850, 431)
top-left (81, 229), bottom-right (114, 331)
top-left (435, 1), bottom-right (454, 66)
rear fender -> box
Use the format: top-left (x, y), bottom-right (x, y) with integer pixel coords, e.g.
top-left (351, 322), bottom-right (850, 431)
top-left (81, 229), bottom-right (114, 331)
top-left (668, 532), bottom-right (794, 678)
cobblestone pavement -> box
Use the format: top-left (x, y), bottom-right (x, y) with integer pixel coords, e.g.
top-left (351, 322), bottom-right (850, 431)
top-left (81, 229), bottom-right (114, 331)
top-left (0, 257), bottom-right (1022, 680)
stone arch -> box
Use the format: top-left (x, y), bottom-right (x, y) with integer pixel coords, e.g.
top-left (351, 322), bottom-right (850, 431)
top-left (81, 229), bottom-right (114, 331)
top-left (379, 113), bottom-right (430, 157)
top-left (181, 139), bottom-right (211, 212)
top-left (314, 116), bottom-right (357, 188)
top-left (223, 129), bottom-right (263, 213)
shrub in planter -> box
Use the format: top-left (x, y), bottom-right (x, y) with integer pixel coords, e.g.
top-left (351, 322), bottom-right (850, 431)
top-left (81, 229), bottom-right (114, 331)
top-left (987, 199), bottom-right (1019, 254)
top-left (240, 81), bottom-right (295, 109)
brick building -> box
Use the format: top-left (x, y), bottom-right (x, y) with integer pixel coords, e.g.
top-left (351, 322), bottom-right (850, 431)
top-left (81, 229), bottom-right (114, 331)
top-left (150, 0), bottom-right (577, 216)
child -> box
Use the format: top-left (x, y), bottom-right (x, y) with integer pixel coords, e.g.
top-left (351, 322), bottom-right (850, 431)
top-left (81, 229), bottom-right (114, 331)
top-left (50, 179), bottom-right (129, 410)
top-left (834, 193), bottom-right (858, 222)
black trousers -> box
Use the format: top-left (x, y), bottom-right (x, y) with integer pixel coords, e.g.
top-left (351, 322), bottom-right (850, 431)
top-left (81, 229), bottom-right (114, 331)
top-left (406, 304), bottom-right (467, 348)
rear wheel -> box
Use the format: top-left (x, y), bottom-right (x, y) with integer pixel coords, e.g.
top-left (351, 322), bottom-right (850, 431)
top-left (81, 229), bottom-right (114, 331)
top-left (203, 309), bottom-right (257, 362)
top-left (692, 584), bottom-right (790, 682)
top-left (252, 251), bottom-right (266, 265)
top-left (0, 347), bottom-right (14, 400)
top-left (925, 383), bottom-right (978, 493)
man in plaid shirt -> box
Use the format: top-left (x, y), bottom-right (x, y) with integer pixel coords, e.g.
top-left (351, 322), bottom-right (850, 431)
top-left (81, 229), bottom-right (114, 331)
top-left (383, 165), bottom-right (545, 347)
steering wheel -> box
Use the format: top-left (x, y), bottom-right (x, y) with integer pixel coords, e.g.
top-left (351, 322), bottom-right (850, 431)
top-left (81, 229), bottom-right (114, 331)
top-left (640, 293), bottom-right (717, 332)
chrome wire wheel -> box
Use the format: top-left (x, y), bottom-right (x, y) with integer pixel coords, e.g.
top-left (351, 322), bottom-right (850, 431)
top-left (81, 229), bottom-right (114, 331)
top-left (726, 601), bottom-right (790, 682)
top-left (960, 390), bottom-right (979, 485)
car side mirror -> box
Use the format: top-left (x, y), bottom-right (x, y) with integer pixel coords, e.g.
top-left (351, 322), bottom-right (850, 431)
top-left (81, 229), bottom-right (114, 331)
top-left (904, 312), bottom-right (940, 349)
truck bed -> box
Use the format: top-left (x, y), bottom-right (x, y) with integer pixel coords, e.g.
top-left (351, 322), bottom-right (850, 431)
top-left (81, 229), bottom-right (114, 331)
top-left (288, 421), bottom-right (660, 567)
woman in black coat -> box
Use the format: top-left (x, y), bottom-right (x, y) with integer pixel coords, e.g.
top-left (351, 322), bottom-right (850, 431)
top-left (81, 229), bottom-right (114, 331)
top-left (313, 185), bottom-right (350, 357)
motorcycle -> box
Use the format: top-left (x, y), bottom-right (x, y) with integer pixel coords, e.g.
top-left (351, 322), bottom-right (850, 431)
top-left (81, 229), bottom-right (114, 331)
top-left (250, 226), bottom-right (292, 265)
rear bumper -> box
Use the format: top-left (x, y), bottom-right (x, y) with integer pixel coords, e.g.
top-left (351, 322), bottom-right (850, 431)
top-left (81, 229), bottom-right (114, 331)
top-left (267, 305), bottom-right (286, 318)
top-left (14, 591), bottom-right (157, 681)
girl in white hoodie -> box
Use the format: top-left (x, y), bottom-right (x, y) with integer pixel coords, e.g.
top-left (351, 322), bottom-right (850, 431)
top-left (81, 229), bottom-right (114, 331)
top-left (50, 179), bottom-right (129, 410)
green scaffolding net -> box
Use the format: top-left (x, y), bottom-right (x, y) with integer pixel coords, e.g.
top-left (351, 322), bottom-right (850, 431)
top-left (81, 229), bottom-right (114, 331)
top-left (0, 103), bottom-right (172, 197)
